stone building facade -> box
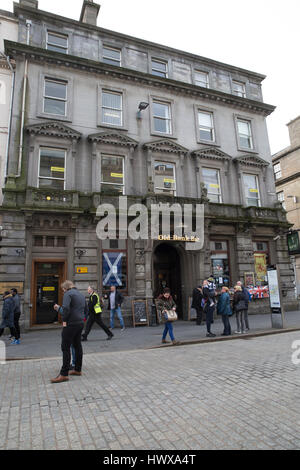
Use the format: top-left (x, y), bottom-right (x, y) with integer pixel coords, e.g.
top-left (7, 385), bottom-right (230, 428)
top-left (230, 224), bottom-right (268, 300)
top-left (0, 0), bottom-right (296, 330)
top-left (273, 116), bottom-right (300, 298)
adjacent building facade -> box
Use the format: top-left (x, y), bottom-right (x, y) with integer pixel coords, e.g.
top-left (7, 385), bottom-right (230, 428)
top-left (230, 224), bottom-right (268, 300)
top-left (273, 116), bottom-right (300, 298)
top-left (0, 0), bottom-right (296, 329)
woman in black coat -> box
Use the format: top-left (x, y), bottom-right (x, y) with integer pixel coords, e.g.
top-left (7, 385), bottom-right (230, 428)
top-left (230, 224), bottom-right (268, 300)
top-left (191, 286), bottom-right (203, 325)
top-left (232, 285), bottom-right (247, 334)
top-left (0, 291), bottom-right (16, 340)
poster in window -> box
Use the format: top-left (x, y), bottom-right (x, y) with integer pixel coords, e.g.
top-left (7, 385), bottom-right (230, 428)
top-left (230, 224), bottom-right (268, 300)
top-left (254, 253), bottom-right (267, 283)
top-left (244, 272), bottom-right (255, 287)
top-left (102, 252), bottom-right (126, 288)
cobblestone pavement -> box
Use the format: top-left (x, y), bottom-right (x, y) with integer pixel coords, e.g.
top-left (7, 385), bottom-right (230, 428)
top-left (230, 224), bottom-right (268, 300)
top-left (1, 331), bottom-right (300, 450)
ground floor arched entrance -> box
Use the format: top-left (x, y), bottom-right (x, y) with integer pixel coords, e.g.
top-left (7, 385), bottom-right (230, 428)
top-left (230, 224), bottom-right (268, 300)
top-left (153, 243), bottom-right (183, 318)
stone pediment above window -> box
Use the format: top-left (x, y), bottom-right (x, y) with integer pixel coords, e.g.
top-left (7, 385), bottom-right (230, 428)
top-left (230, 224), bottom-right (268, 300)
top-left (192, 147), bottom-right (232, 161)
top-left (234, 154), bottom-right (269, 167)
top-left (88, 131), bottom-right (138, 148)
top-left (26, 121), bottom-right (82, 140)
top-left (143, 139), bottom-right (188, 156)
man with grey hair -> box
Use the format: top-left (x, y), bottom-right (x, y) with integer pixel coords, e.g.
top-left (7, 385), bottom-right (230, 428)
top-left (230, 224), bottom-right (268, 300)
top-left (51, 280), bottom-right (87, 383)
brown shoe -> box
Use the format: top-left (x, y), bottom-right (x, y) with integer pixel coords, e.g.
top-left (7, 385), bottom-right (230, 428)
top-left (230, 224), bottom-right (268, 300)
top-left (172, 340), bottom-right (180, 345)
top-left (51, 375), bottom-right (69, 384)
top-left (162, 339), bottom-right (168, 344)
top-left (69, 371), bottom-right (82, 376)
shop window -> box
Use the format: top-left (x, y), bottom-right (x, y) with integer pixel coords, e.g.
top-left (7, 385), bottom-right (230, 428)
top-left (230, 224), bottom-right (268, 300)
top-left (100, 154), bottom-right (125, 194)
top-left (253, 241), bottom-right (269, 286)
top-left (102, 250), bottom-right (127, 291)
top-left (210, 240), bottom-right (230, 289)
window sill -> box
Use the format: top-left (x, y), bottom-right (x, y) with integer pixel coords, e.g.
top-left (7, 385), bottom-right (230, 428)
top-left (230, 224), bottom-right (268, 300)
top-left (98, 123), bottom-right (128, 132)
top-left (150, 132), bottom-right (177, 140)
top-left (37, 113), bottom-right (72, 123)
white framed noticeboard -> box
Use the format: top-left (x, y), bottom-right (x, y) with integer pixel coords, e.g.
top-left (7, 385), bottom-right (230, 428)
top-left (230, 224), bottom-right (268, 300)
top-left (267, 269), bottom-right (281, 309)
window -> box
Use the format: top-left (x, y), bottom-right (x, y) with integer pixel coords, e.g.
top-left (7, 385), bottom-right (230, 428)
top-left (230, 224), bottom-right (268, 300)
top-left (273, 163), bottom-right (282, 180)
top-left (253, 241), bottom-right (269, 287)
top-left (232, 80), bottom-right (246, 98)
top-left (202, 168), bottom-right (222, 203)
top-left (210, 240), bottom-right (230, 288)
top-left (243, 173), bottom-right (260, 207)
top-left (102, 250), bottom-right (127, 290)
top-left (198, 111), bottom-right (215, 142)
top-left (154, 162), bottom-right (176, 195)
top-left (151, 59), bottom-right (168, 78)
top-left (39, 148), bottom-right (66, 190)
top-left (195, 70), bottom-right (209, 88)
top-left (47, 31), bottom-right (68, 54)
top-left (43, 79), bottom-right (67, 116)
top-left (102, 46), bottom-right (121, 66)
top-left (102, 90), bottom-right (123, 126)
top-left (237, 119), bottom-right (253, 149)
top-left (101, 154), bottom-right (124, 194)
top-left (153, 100), bottom-right (172, 134)
top-left (277, 191), bottom-right (285, 209)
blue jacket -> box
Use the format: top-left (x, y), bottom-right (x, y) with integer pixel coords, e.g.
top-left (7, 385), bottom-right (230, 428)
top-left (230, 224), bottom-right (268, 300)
top-left (217, 292), bottom-right (232, 316)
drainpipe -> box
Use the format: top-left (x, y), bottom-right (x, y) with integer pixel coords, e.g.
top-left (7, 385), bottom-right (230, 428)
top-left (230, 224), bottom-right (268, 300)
top-left (0, 52), bottom-right (15, 180)
top-left (16, 19), bottom-right (32, 178)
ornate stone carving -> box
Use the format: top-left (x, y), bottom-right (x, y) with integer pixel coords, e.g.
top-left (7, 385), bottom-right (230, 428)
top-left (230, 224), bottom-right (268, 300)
top-left (88, 131), bottom-right (139, 148)
top-left (143, 139), bottom-right (188, 156)
top-left (26, 121), bottom-right (82, 140)
top-left (234, 154), bottom-right (269, 168)
top-left (192, 147), bottom-right (232, 161)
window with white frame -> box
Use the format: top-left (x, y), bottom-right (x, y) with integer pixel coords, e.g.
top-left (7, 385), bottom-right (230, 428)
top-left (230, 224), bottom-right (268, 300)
top-left (43, 78), bottom-right (67, 116)
top-left (273, 163), bottom-right (282, 180)
top-left (202, 168), bottom-right (222, 203)
top-left (153, 100), bottom-right (172, 134)
top-left (47, 31), bottom-right (68, 54)
top-left (154, 162), bottom-right (176, 195)
top-left (243, 173), bottom-right (260, 207)
top-left (198, 110), bottom-right (215, 142)
top-left (101, 154), bottom-right (125, 194)
top-left (195, 70), bottom-right (209, 88)
top-left (277, 191), bottom-right (285, 209)
top-left (102, 46), bottom-right (121, 66)
top-left (232, 80), bottom-right (246, 98)
top-left (151, 59), bottom-right (168, 78)
top-left (237, 119), bottom-right (253, 149)
top-left (39, 148), bottom-right (66, 190)
top-left (102, 90), bottom-right (123, 126)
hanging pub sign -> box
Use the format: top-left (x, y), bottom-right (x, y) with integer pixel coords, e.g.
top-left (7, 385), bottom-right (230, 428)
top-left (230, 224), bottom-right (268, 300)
top-left (287, 231), bottom-right (300, 255)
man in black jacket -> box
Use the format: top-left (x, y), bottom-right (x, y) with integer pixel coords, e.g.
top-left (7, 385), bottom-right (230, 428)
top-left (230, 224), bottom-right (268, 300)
top-left (82, 286), bottom-right (113, 341)
top-left (191, 286), bottom-right (203, 325)
top-left (51, 281), bottom-right (87, 383)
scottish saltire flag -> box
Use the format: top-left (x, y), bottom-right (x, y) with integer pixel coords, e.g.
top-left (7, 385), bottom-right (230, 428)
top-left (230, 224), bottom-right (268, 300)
top-left (102, 252), bottom-right (124, 287)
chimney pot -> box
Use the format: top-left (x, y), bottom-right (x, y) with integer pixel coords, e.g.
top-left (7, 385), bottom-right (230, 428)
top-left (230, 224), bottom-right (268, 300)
top-left (80, 0), bottom-right (101, 26)
top-left (19, 0), bottom-right (38, 8)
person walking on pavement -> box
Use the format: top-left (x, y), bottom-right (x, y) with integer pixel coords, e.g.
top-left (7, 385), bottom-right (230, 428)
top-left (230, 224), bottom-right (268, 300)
top-left (202, 279), bottom-right (216, 337)
top-left (233, 285), bottom-right (247, 334)
top-left (237, 281), bottom-right (250, 331)
top-left (107, 286), bottom-right (125, 331)
top-left (216, 286), bottom-right (232, 336)
top-left (0, 291), bottom-right (16, 342)
top-left (82, 286), bottom-right (113, 341)
top-left (191, 285), bottom-right (203, 325)
top-left (11, 288), bottom-right (21, 344)
top-left (156, 288), bottom-right (179, 345)
top-left (51, 280), bottom-right (87, 383)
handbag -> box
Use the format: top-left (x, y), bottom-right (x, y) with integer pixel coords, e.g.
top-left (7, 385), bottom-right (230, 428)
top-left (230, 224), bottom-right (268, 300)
top-left (235, 299), bottom-right (246, 311)
top-left (163, 310), bottom-right (178, 322)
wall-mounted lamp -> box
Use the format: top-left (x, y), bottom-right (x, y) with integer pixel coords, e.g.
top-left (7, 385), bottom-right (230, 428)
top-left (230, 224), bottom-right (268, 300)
top-left (76, 249), bottom-right (86, 259)
top-left (16, 249), bottom-right (24, 257)
top-left (137, 102), bottom-right (149, 119)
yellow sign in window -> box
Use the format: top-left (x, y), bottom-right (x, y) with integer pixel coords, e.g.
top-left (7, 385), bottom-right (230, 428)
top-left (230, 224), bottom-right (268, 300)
top-left (164, 178), bottom-right (175, 184)
top-left (111, 173), bottom-right (123, 178)
top-left (51, 167), bottom-right (65, 173)
top-left (77, 267), bottom-right (88, 274)
top-left (209, 184), bottom-right (220, 188)
top-left (43, 287), bottom-right (55, 292)
top-left (250, 189), bottom-right (258, 193)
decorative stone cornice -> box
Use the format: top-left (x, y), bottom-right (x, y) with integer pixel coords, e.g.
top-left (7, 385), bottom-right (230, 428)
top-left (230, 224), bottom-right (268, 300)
top-left (88, 131), bottom-right (139, 148)
top-left (234, 154), bottom-right (269, 168)
top-left (143, 139), bottom-right (189, 156)
top-left (26, 121), bottom-right (82, 140)
top-left (192, 147), bottom-right (232, 161)
top-left (4, 40), bottom-right (276, 117)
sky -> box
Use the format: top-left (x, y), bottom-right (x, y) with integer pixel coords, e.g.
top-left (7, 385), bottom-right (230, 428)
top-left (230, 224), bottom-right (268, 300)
top-left (1, 0), bottom-right (300, 155)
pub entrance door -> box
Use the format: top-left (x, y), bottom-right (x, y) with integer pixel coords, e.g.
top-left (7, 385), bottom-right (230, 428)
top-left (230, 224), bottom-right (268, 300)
top-left (31, 261), bottom-right (66, 326)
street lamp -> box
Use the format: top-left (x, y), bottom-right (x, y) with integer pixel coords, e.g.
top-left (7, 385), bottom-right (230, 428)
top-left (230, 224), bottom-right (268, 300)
top-left (137, 102), bottom-right (149, 119)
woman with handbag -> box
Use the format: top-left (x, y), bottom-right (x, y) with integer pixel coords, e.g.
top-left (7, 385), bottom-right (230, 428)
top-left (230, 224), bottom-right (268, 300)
top-left (156, 288), bottom-right (179, 345)
top-left (233, 285), bottom-right (247, 334)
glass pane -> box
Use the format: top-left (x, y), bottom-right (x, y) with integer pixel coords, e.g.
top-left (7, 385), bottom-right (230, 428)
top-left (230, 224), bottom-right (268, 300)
top-left (247, 198), bottom-right (259, 207)
top-left (238, 120), bottom-right (250, 136)
top-left (103, 47), bottom-right (121, 61)
top-left (195, 71), bottom-right (208, 86)
top-left (102, 92), bottom-right (122, 109)
top-left (45, 80), bottom-right (67, 100)
top-left (101, 183), bottom-right (123, 194)
top-left (152, 60), bottom-right (167, 72)
top-left (198, 112), bottom-right (212, 127)
top-left (40, 149), bottom-right (65, 179)
top-left (102, 108), bottom-right (122, 126)
top-left (102, 156), bottom-right (124, 185)
top-left (239, 135), bottom-right (251, 148)
top-left (154, 117), bottom-right (170, 134)
top-left (155, 162), bottom-right (175, 191)
top-left (199, 128), bottom-right (213, 141)
top-left (39, 178), bottom-right (64, 190)
top-left (48, 33), bottom-right (68, 48)
top-left (44, 98), bottom-right (66, 116)
top-left (47, 44), bottom-right (67, 54)
top-left (153, 102), bottom-right (169, 119)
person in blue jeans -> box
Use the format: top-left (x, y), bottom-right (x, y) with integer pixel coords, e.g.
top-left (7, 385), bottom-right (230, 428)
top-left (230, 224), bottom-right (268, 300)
top-left (216, 286), bottom-right (232, 336)
top-left (107, 286), bottom-right (125, 331)
top-left (156, 288), bottom-right (179, 346)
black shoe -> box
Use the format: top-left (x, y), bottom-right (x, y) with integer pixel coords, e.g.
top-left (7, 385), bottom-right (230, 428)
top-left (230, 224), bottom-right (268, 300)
top-left (106, 334), bottom-right (113, 340)
top-left (81, 336), bottom-right (87, 342)
top-left (69, 365), bottom-right (75, 371)
top-left (206, 333), bottom-right (216, 338)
